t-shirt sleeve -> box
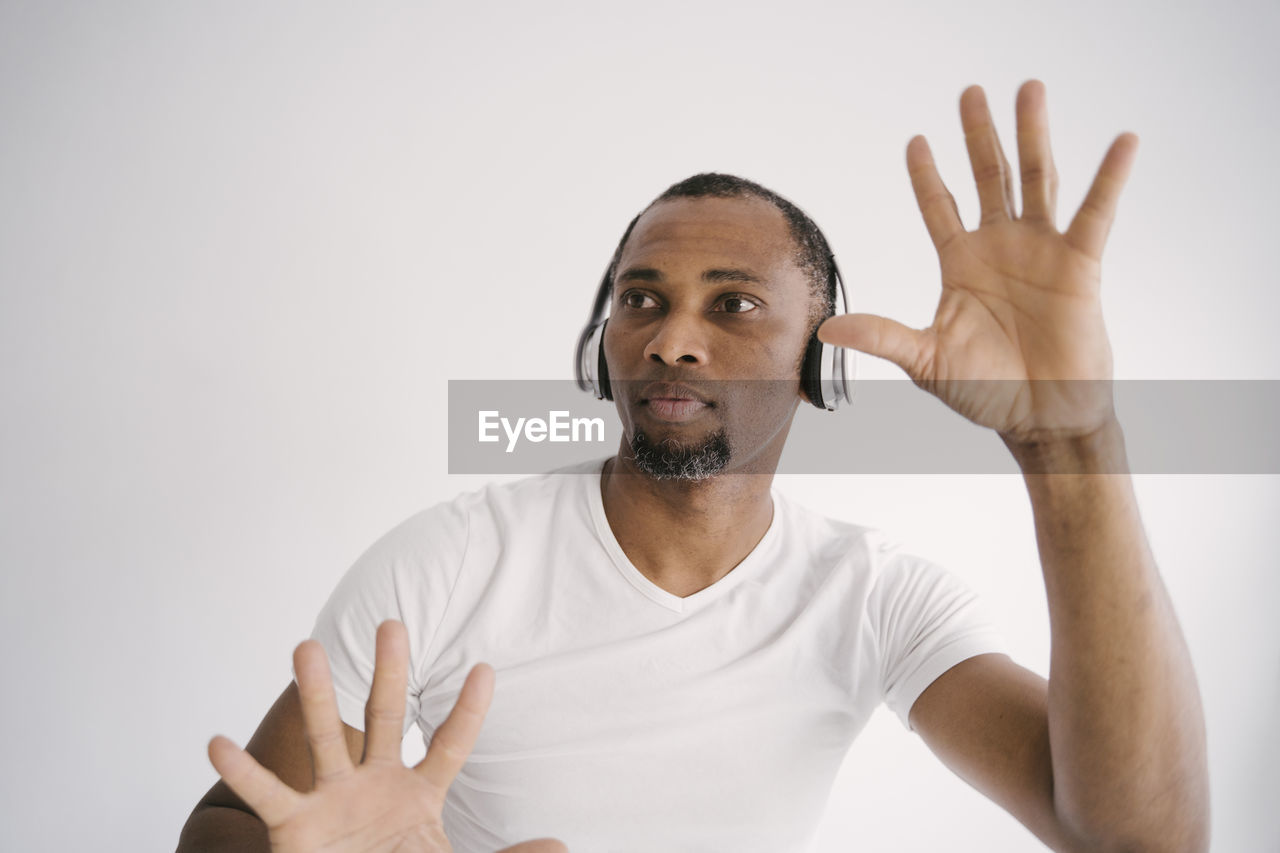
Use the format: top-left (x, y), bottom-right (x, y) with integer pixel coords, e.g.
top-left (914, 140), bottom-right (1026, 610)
top-left (868, 548), bottom-right (1007, 730)
top-left (310, 499), bottom-right (471, 735)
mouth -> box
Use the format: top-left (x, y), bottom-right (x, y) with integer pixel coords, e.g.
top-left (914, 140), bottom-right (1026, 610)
top-left (639, 382), bottom-right (713, 423)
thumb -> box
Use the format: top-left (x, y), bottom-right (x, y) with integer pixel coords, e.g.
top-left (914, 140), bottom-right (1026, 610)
top-left (818, 313), bottom-right (927, 376)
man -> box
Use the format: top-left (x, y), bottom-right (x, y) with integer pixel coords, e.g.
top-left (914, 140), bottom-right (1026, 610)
top-left (179, 81), bottom-right (1209, 852)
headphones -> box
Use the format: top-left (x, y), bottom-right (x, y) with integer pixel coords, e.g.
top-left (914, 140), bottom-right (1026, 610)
top-left (574, 252), bottom-right (855, 411)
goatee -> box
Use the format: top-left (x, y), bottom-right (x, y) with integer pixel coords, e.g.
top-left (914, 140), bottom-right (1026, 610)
top-left (629, 429), bottom-right (730, 481)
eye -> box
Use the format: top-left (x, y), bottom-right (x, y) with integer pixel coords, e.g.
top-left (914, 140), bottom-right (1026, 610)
top-left (715, 294), bottom-right (760, 314)
top-left (621, 290), bottom-right (660, 310)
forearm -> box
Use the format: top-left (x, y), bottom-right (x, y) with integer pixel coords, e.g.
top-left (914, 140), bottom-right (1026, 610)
top-left (1006, 418), bottom-right (1209, 852)
top-left (177, 805), bottom-right (270, 852)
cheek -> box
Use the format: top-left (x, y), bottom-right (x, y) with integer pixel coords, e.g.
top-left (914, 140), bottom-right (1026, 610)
top-left (721, 378), bottom-right (803, 429)
top-left (741, 321), bottom-right (811, 379)
top-left (601, 322), bottom-right (642, 369)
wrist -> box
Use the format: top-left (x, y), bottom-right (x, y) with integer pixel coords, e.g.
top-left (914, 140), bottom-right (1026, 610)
top-left (1003, 416), bottom-right (1129, 475)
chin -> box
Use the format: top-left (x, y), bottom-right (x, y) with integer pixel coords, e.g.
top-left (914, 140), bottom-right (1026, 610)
top-left (629, 429), bottom-right (731, 481)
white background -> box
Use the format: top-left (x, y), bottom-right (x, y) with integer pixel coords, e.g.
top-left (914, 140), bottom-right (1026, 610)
top-left (1, 1), bottom-right (1277, 851)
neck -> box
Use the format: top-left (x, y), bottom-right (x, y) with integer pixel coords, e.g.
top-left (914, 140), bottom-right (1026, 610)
top-left (600, 452), bottom-right (777, 598)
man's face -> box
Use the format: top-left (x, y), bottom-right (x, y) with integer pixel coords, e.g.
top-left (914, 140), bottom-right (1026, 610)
top-left (602, 195), bottom-right (815, 477)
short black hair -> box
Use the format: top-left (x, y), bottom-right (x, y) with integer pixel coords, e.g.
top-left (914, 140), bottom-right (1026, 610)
top-left (604, 173), bottom-right (836, 323)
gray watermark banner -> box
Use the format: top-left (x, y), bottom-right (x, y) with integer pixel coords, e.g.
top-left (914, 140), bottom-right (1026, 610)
top-left (447, 380), bottom-right (1280, 474)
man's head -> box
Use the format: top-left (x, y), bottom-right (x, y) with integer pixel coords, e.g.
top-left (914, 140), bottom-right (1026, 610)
top-left (601, 174), bottom-right (837, 480)
top-left (606, 174), bottom-right (836, 331)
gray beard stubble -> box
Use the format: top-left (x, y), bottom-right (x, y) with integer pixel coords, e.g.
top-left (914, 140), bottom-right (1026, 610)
top-left (629, 429), bottom-right (731, 481)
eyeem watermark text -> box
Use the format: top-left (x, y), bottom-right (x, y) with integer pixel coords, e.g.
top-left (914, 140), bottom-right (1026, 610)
top-left (478, 410), bottom-right (607, 453)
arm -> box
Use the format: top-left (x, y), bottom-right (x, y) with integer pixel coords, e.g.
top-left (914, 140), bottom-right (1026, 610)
top-left (178, 683), bottom-right (365, 851)
top-left (1006, 421), bottom-right (1206, 849)
top-left (820, 80), bottom-right (1209, 850)
top-left (910, 423), bottom-right (1209, 851)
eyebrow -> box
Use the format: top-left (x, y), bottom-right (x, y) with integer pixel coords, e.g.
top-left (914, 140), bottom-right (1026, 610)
top-left (615, 266), bottom-right (769, 287)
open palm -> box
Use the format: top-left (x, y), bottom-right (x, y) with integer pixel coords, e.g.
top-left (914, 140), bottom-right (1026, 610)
top-left (208, 621), bottom-right (565, 853)
top-left (820, 80), bottom-right (1137, 442)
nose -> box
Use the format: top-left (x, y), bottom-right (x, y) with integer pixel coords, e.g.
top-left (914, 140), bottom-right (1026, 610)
top-left (643, 312), bottom-right (709, 367)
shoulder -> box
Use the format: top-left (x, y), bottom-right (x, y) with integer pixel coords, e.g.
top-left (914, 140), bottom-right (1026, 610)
top-left (770, 490), bottom-right (996, 633)
top-left (770, 489), bottom-right (905, 580)
top-left (369, 457), bottom-right (608, 559)
top-left (463, 456), bottom-right (605, 517)
top-left (317, 460), bottom-right (609, 642)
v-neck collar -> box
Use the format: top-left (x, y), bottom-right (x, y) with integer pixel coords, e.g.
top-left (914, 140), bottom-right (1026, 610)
top-left (585, 458), bottom-right (781, 614)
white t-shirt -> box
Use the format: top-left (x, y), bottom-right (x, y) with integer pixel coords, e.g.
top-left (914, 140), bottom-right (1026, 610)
top-left (312, 459), bottom-right (1005, 852)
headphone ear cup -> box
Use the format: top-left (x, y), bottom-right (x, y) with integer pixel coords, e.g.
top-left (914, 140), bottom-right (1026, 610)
top-left (597, 319), bottom-right (613, 401)
top-left (801, 332), bottom-right (826, 410)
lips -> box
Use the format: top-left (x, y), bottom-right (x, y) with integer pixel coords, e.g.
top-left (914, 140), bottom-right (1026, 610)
top-left (646, 398), bottom-right (707, 420)
top-left (639, 382), bottom-right (712, 423)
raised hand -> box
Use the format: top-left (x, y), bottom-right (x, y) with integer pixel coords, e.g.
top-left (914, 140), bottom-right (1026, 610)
top-left (207, 621), bottom-right (566, 853)
top-left (819, 80), bottom-right (1137, 443)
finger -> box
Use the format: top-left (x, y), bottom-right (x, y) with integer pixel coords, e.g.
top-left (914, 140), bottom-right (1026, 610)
top-left (414, 663), bottom-right (495, 793)
top-left (1015, 79), bottom-right (1059, 224)
top-left (363, 620), bottom-right (410, 764)
top-left (1064, 132), bottom-right (1140, 259)
top-left (997, 119), bottom-right (1017, 219)
top-left (818, 313), bottom-right (929, 379)
top-left (906, 136), bottom-right (964, 250)
top-left (208, 735), bottom-right (301, 827)
top-left (960, 85), bottom-right (1015, 225)
top-left (293, 639), bottom-right (356, 783)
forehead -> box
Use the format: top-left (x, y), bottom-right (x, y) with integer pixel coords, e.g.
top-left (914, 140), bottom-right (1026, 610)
top-left (618, 196), bottom-right (801, 280)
